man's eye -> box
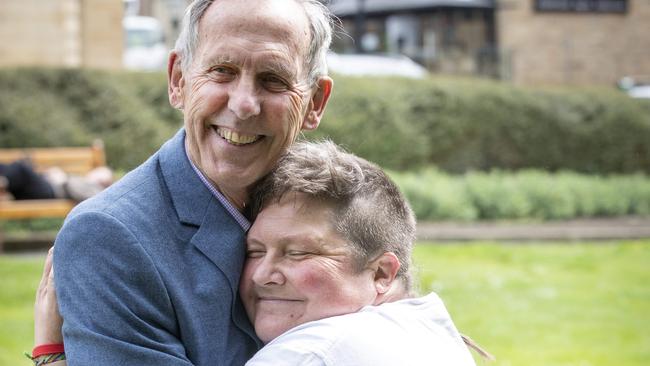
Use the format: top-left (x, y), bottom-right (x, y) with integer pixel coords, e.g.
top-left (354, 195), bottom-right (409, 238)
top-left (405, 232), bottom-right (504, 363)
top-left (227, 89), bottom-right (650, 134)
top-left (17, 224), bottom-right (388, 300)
top-left (211, 66), bottom-right (236, 75)
top-left (261, 75), bottom-right (288, 91)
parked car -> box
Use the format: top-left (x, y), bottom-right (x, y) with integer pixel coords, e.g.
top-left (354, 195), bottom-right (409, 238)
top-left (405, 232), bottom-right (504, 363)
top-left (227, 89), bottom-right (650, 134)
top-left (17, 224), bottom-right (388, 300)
top-left (618, 75), bottom-right (650, 99)
top-left (123, 16), bottom-right (168, 71)
top-left (326, 52), bottom-right (428, 78)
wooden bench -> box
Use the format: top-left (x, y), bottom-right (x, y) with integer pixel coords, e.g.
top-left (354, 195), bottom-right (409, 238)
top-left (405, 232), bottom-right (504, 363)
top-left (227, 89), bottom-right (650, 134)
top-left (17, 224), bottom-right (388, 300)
top-left (0, 140), bottom-right (106, 250)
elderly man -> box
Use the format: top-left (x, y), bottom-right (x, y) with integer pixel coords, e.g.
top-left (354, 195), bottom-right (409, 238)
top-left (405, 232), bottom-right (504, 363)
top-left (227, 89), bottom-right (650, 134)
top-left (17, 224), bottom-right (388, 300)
top-left (36, 141), bottom-right (477, 365)
top-left (51, 0), bottom-right (333, 365)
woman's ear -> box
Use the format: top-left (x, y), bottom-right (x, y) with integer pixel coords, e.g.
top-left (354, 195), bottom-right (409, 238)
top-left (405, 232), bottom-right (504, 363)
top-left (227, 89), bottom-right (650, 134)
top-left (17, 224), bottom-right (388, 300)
top-left (301, 76), bottom-right (333, 131)
top-left (370, 252), bottom-right (401, 295)
top-left (167, 51), bottom-right (185, 109)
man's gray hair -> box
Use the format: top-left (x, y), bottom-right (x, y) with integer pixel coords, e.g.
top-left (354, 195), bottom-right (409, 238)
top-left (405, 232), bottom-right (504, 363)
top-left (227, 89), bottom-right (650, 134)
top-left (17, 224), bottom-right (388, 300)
top-left (174, 0), bottom-right (334, 86)
top-left (250, 140), bottom-right (417, 291)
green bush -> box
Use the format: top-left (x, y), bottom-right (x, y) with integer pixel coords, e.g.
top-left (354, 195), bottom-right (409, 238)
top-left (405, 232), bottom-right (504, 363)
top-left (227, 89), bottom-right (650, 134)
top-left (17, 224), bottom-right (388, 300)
top-left (0, 68), bottom-right (178, 170)
top-left (316, 75), bottom-right (650, 174)
top-left (1, 68), bottom-right (649, 174)
top-left (389, 169), bottom-right (650, 221)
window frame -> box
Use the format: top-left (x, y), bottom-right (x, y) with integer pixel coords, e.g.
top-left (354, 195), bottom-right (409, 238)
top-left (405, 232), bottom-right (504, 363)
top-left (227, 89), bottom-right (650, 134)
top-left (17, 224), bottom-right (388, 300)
top-left (534, 0), bottom-right (628, 14)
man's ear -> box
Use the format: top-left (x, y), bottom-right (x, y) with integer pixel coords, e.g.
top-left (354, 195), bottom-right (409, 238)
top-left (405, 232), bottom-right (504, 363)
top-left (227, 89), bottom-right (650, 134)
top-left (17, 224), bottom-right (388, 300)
top-left (167, 51), bottom-right (185, 109)
top-left (301, 76), bottom-right (333, 131)
top-left (369, 252), bottom-right (401, 296)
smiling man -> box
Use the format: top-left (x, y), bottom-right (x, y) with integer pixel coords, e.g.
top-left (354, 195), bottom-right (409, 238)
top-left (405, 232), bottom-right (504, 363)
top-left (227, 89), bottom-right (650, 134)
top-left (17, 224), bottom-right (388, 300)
top-left (168, 0), bottom-right (331, 211)
top-left (51, 1), bottom-right (333, 365)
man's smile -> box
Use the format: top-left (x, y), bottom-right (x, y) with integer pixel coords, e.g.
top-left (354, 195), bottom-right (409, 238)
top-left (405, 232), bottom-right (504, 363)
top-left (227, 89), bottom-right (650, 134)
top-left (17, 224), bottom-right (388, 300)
top-left (215, 126), bottom-right (263, 146)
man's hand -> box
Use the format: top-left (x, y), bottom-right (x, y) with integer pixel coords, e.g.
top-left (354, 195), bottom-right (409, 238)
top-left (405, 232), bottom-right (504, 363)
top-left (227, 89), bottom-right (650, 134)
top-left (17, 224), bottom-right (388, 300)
top-left (34, 247), bottom-right (64, 345)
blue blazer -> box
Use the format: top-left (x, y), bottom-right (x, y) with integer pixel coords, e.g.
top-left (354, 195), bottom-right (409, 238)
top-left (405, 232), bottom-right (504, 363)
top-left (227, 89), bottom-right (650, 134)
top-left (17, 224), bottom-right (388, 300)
top-left (54, 129), bottom-right (261, 365)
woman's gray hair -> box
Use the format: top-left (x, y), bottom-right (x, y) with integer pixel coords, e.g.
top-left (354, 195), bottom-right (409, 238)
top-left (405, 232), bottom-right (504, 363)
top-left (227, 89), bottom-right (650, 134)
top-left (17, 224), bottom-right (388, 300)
top-left (174, 0), bottom-right (334, 86)
top-left (250, 140), bottom-right (417, 292)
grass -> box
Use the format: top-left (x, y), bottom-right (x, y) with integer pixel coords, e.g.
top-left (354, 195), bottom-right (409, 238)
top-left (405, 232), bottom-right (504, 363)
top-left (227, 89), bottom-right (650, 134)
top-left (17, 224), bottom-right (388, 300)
top-left (413, 241), bottom-right (650, 366)
top-left (0, 253), bottom-right (43, 366)
top-left (1, 241), bottom-right (649, 366)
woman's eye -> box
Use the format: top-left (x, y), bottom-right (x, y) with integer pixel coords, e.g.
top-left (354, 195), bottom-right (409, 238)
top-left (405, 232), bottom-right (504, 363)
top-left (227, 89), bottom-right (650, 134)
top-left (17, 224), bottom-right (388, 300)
top-left (246, 250), bottom-right (265, 258)
top-left (287, 251), bottom-right (310, 258)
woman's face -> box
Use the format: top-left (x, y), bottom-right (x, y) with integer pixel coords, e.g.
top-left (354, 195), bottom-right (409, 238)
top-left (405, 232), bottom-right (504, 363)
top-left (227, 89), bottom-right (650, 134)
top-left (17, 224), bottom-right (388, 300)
top-left (239, 194), bottom-right (379, 343)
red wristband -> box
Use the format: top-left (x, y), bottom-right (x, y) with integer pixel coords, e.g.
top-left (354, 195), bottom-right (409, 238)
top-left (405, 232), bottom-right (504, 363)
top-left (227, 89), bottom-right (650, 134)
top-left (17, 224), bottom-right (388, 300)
top-left (32, 344), bottom-right (65, 358)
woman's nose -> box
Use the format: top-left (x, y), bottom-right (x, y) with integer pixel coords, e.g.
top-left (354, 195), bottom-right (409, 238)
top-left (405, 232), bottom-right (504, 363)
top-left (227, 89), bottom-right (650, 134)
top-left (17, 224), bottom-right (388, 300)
top-left (251, 257), bottom-right (285, 286)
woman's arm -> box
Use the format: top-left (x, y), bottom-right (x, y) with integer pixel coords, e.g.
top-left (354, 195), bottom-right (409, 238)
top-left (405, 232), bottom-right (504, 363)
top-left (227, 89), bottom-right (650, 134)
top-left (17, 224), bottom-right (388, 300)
top-left (34, 247), bottom-right (67, 366)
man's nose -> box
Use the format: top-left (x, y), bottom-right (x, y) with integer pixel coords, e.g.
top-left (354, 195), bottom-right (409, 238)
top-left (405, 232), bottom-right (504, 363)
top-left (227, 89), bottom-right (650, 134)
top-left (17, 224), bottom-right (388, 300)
top-left (228, 77), bottom-right (261, 120)
top-left (251, 257), bottom-right (285, 286)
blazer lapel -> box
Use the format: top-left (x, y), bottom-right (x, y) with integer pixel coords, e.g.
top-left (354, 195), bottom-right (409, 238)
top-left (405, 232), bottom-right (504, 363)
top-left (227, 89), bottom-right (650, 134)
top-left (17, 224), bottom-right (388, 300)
top-left (158, 128), bottom-right (247, 287)
top-left (158, 129), bottom-right (258, 343)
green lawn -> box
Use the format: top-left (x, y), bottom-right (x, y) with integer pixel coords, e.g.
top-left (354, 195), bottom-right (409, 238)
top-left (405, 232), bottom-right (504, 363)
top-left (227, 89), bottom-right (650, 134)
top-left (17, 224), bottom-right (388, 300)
top-left (414, 241), bottom-right (650, 366)
top-left (1, 241), bottom-right (649, 366)
top-left (0, 253), bottom-right (43, 366)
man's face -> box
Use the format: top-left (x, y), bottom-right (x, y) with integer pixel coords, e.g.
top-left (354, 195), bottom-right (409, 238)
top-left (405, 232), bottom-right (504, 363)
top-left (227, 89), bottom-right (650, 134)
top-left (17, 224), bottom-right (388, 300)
top-left (171, 0), bottom-right (331, 205)
top-left (240, 194), bottom-right (378, 343)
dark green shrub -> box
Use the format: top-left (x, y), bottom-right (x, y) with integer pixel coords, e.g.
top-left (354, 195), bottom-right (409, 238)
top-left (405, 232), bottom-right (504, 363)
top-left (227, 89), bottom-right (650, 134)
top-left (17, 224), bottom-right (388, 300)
top-left (311, 76), bottom-right (431, 170)
top-left (314, 75), bottom-right (650, 174)
top-left (0, 68), bottom-right (178, 169)
top-left (1, 68), bottom-right (649, 174)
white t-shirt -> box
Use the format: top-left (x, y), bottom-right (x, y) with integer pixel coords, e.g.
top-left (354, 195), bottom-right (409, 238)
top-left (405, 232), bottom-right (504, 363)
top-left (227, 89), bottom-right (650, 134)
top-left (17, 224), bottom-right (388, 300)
top-left (246, 292), bottom-right (476, 366)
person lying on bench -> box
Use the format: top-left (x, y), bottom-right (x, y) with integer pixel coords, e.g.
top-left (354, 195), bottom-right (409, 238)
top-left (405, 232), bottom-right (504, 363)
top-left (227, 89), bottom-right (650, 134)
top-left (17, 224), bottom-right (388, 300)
top-left (0, 160), bottom-right (113, 202)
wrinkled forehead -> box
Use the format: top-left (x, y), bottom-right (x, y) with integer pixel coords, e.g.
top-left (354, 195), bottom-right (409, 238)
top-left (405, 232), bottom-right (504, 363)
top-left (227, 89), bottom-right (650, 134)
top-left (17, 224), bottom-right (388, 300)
top-left (200, 0), bottom-right (311, 58)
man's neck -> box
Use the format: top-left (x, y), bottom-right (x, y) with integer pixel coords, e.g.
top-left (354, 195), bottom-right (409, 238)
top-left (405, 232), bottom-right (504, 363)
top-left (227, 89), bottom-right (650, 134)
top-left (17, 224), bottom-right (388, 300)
top-left (184, 139), bottom-right (249, 212)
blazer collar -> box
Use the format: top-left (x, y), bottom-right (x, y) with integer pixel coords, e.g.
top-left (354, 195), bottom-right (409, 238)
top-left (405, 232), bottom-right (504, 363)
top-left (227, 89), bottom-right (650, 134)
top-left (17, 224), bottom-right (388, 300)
top-left (158, 128), bottom-right (259, 345)
top-left (158, 128), bottom-right (213, 226)
top-left (158, 128), bottom-right (247, 284)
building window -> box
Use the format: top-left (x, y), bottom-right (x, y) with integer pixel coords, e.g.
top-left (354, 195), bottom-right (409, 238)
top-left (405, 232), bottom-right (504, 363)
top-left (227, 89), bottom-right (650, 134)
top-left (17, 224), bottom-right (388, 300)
top-left (535, 0), bottom-right (627, 13)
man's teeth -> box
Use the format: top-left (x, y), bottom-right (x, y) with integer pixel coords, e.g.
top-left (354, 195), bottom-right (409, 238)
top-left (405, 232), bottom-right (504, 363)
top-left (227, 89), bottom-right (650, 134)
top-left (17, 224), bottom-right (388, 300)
top-left (216, 128), bottom-right (260, 145)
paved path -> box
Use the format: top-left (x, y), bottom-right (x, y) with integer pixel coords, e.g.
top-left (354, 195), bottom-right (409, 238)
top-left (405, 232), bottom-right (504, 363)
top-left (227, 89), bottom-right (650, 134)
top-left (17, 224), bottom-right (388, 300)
top-left (3, 217), bottom-right (649, 253)
top-left (417, 217), bottom-right (650, 241)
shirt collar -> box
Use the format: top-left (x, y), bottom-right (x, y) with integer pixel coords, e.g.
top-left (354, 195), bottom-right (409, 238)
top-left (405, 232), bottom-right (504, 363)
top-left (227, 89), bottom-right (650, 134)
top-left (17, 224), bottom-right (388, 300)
top-left (184, 139), bottom-right (251, 232)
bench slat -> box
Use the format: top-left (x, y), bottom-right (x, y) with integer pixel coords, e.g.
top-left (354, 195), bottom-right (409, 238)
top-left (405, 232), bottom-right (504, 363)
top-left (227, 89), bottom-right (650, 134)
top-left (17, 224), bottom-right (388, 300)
top-left (0, 140), bottom-right (106, 171)
top-left (0, 200), bottom-right (76, 219)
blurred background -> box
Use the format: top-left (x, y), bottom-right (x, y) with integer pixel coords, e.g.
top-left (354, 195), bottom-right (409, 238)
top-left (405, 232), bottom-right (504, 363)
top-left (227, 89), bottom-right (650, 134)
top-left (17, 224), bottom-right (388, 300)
top-left (1, 0), bottom-right (649, 86)
top-left (1, 0), bottom-right (649, 365)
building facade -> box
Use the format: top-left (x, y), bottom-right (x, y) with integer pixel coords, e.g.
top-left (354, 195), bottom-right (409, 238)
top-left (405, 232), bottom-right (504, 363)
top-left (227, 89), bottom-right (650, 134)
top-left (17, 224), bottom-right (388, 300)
top-left (328, 0), bottom-right (498, 76)
top-left (0, 0), bottom-right (123, 69)
top-left (497, 0), bottom-right (650, 85)
top-left (329, 0), bottom-right (649, 86)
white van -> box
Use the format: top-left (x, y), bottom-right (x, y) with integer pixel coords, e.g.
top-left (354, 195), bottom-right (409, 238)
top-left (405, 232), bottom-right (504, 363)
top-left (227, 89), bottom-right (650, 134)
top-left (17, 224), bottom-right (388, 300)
top-left (123, 16), bottom-right (168, 71)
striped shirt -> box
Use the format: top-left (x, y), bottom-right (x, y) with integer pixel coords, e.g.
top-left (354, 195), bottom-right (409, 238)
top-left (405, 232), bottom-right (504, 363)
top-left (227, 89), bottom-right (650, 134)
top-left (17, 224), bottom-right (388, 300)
top-left (184, 143), bottom-right (251, 232)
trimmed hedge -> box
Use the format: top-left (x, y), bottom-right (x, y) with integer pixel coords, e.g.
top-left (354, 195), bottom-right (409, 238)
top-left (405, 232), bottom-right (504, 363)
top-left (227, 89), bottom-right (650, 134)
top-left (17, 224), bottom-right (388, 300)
top-left (313, 76), bottom-right (650, 173)
top-left (0, 68), bottom-right (180, 169)
top-left (1, 68), bottom-right (649, 173)
top-left (389, 168), bottom-right (650, 221)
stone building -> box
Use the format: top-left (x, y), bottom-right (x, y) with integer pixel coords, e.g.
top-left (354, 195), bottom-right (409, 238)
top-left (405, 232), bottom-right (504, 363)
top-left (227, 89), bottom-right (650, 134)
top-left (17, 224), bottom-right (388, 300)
top-left (328, 0), bottom-right (498, 76)
top-left (0, 0), bottom-right (123, 69)
top-left (497, 0), bottom-right (650, 86)
top-left (134, 0), bottom-right (190, 49)
top-left (329, 0), bottom-right (649, 85)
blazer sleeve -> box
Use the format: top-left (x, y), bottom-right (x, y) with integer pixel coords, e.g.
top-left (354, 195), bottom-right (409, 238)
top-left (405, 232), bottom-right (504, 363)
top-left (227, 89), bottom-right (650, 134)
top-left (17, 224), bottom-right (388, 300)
top-left (54, 211), bottom-right (194, 366)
